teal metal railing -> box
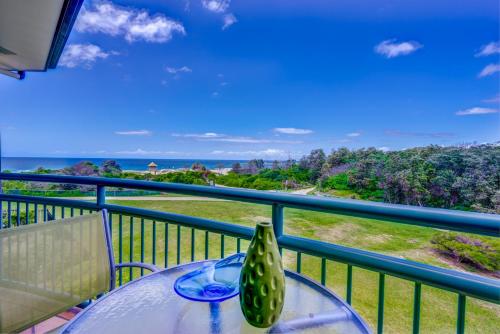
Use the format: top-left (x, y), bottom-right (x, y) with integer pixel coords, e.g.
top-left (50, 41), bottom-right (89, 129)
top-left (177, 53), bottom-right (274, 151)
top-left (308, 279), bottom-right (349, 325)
top-left (0, 173), bottom-right (499, 333)
top-left (3, 188), bottom-right (162, 197)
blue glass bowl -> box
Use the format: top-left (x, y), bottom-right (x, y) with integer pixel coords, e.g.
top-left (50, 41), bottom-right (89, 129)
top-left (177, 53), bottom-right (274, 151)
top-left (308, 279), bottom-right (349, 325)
top-left (174, 253), bottom-right (246, 302)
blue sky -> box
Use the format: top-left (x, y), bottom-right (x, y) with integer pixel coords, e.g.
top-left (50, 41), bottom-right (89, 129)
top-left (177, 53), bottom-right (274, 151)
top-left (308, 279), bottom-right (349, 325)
top-left (1, 0), bottom-right (499, 159)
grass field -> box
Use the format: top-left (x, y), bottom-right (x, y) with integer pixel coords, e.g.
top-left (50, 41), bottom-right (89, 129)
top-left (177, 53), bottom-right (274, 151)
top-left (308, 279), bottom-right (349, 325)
top-left (107, 199), bottom-right (500, 334)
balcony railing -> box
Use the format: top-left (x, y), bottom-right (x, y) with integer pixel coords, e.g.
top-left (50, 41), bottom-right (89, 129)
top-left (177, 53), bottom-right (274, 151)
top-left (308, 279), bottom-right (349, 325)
top-left (0, 172), bottom-right (499, 333)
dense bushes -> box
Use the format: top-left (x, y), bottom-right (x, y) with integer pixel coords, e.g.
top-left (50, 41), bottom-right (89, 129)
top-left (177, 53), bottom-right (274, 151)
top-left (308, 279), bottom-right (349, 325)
top-left (215, 173), bottom-right (282, 190)
top-left (216, 164), bottom-right (312, 190)
top-left (322, 173), bottom-right (349, 190)
top-left (152, 171), bottom-right (209, 185)
top-left (431, 233), bottom-right (500, 273)
top-left (319, 144), bottom-right (500, 212)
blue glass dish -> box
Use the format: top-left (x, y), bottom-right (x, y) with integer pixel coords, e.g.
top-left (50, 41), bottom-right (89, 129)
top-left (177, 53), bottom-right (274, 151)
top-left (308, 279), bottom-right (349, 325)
top-left (174, 253), bottom-right (246, 302)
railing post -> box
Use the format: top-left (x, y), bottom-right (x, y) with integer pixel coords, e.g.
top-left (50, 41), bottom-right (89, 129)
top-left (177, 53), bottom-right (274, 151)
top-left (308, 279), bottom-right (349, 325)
top-left (413, 282), bottom-right (422, 334)
top-left (457, 294), bottom-right (466, 334)
top-left (346, 265), bottom-right (353, 305)
top-left (272, 203), bottom-right (284, 253)
top-left (96, 185), bottom-right (106, 208)
top-left (377, 273), bottom-right (385, 334)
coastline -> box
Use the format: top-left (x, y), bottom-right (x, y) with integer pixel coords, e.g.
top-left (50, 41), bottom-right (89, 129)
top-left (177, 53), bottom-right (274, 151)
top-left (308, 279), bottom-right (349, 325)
top-left (122, 168), bottom-right (232, 175)
top-left (0, 157), bottom-right (267, 173)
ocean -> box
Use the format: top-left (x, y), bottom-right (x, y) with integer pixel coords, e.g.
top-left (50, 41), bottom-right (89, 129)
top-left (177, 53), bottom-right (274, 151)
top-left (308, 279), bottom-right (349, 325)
top-left (0, 157), bottom-right (269, 172)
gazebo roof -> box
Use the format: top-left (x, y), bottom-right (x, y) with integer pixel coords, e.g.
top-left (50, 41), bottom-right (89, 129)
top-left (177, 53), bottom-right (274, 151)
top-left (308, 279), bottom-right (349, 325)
top-left (0, 0), bottom-right (83, 79)
top-left (148, 162), bottom-right (158, 167)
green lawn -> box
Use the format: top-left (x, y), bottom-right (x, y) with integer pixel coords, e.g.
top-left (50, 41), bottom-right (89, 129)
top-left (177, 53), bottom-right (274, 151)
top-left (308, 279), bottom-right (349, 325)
top-left (107, 199), bottom-right (500, 334)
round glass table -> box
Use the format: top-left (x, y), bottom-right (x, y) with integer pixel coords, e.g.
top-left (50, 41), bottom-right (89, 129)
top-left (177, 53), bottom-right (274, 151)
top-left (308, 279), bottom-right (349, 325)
top-left (61, 260), bottom-right (371, 334)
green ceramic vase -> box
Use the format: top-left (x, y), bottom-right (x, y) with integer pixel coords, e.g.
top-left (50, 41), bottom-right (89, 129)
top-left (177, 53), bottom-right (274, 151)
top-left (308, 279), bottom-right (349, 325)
top-left (239, 222), bottom-right (285, 328)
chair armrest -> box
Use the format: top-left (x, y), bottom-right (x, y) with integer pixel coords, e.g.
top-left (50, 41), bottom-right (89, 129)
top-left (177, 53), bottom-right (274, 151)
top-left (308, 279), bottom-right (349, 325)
top-left (115, 262), bottom-right (160, 273)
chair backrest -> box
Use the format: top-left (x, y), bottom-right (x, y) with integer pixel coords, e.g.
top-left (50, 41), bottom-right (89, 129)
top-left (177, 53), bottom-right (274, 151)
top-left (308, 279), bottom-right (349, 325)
top-left (0, 210), bottom-right (112, 333)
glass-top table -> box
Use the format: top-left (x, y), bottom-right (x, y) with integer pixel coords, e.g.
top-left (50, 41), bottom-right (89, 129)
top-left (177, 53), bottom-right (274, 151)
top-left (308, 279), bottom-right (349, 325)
top-left (61, 260), bottom-right (371, 334)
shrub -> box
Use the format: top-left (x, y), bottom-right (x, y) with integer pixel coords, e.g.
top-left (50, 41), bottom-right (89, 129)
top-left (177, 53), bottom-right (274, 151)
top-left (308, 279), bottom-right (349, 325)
top-left (431, 233), bottom-right (500, 273)
top-left (2, 210), bottom-right (36, 227)
top-left (322, 172), bottom-right (350, 190)
top-left (153, 171), bottom-right (209, 185)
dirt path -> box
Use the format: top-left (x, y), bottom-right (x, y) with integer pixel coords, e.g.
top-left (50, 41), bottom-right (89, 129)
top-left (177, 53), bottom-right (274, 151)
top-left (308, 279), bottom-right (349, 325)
top-left (61, 187), bottom-right (316, 201)
top-left (289, 187), bottom-right (315, 195)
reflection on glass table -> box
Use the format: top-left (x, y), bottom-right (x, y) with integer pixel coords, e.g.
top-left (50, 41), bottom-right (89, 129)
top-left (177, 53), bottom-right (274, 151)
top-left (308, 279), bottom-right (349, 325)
top-left (61, 260), bottom-right (371, 334)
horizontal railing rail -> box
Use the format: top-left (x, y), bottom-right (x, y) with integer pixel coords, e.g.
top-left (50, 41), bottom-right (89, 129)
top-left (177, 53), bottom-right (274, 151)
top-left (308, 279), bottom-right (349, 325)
top-left (1, 173), bottom-right (498, 236)
top-left (1, 172), bottom-right (499, 333)
top-left (3, 188), bottom-right (162, 197)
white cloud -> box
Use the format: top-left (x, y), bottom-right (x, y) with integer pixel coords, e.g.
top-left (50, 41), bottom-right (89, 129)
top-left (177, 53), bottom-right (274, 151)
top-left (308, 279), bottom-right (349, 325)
top-left (201, 0), bottom-right (230, 13)
top-left (273, 128), bottom-right (313, 135)
top-left (172, 132), bottom-right (224, 138)
top-left (347, 132), bottom-right (361, 137)
top-left (76, 1), bottom-right (185, 43)
top-left (475, 41), bottom-right (500, 57)
top-left (218, 137), bottom-right (263, 143)
top-left (374, 39), bottom-right (423, 58)
top-left (165, 66), bottom-right (192, 74)
top-left (456, 107), bottom-right (499, 116)
top-left (60, 44), bottom-right (116, 68)
top-left (378, 147), bottom-right (390, 152)
top-left (385, 130), bottom-right (454, 138)
top-left (212, 137), bottom-right (301, 144)
top-left (173, 132), bottom-right (301, 144)
top-left (212, 149), bottom-right (287, 158)
top-left (222, 13), bottom-right (237, 30)
top-left (478, 64), bottom-right (500, 78)
top-left (116, 149), bottom-right (160, 155)
top-left (115, 148), bottom-right (179, 155)
top-left (115, 130), bottom-right (152, 135)
top-left (80, 150), bottom-right (108, 154)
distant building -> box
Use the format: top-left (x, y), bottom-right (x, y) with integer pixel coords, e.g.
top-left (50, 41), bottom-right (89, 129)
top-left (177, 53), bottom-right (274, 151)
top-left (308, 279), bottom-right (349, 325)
top-left (148, 162), bottom-right (158, 174)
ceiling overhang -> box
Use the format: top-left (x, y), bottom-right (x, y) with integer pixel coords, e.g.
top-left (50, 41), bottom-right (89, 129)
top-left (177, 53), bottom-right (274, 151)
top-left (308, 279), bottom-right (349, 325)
top-left (0, 0), bottom-right (84, 79)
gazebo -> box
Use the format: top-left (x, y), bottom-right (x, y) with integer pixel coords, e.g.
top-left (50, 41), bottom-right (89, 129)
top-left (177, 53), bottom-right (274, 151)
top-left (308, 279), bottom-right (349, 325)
top-left (148, 162), bottom-right (158, 174)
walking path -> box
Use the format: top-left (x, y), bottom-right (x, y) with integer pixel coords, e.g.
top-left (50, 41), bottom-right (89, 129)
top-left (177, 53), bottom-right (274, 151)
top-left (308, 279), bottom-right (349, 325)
top-left (290, 187), bottom-right (315, 195)
top-left (60, 187), bottom-right (316, 201)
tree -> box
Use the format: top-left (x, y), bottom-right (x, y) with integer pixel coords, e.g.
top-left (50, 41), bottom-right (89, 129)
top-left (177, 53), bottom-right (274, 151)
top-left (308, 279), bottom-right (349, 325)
top-left (247, 159), bottom-right (265, 174)
top-left (272, 160), bottom-right (281, 170)
top-left (62, 161), bottom-right (99, 177)
top-left (216, 163), bottom-right (225, 174)
top-left (299, 149), bottom-right (326, 183)
top-left (60, 161), bottom-right (100, 191)
top-left (34, 167), bottom-right (52, 174)
top-left (327, 147), bottom-right (354, 166)
top-left (101, 160), bottom-right (122, 176)
top-left (231, 162), bottom-right (242, 174)
top-left (191, 162), bottom-right (207, 171)
top-left (282, 158), bottom-right (295, 169)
